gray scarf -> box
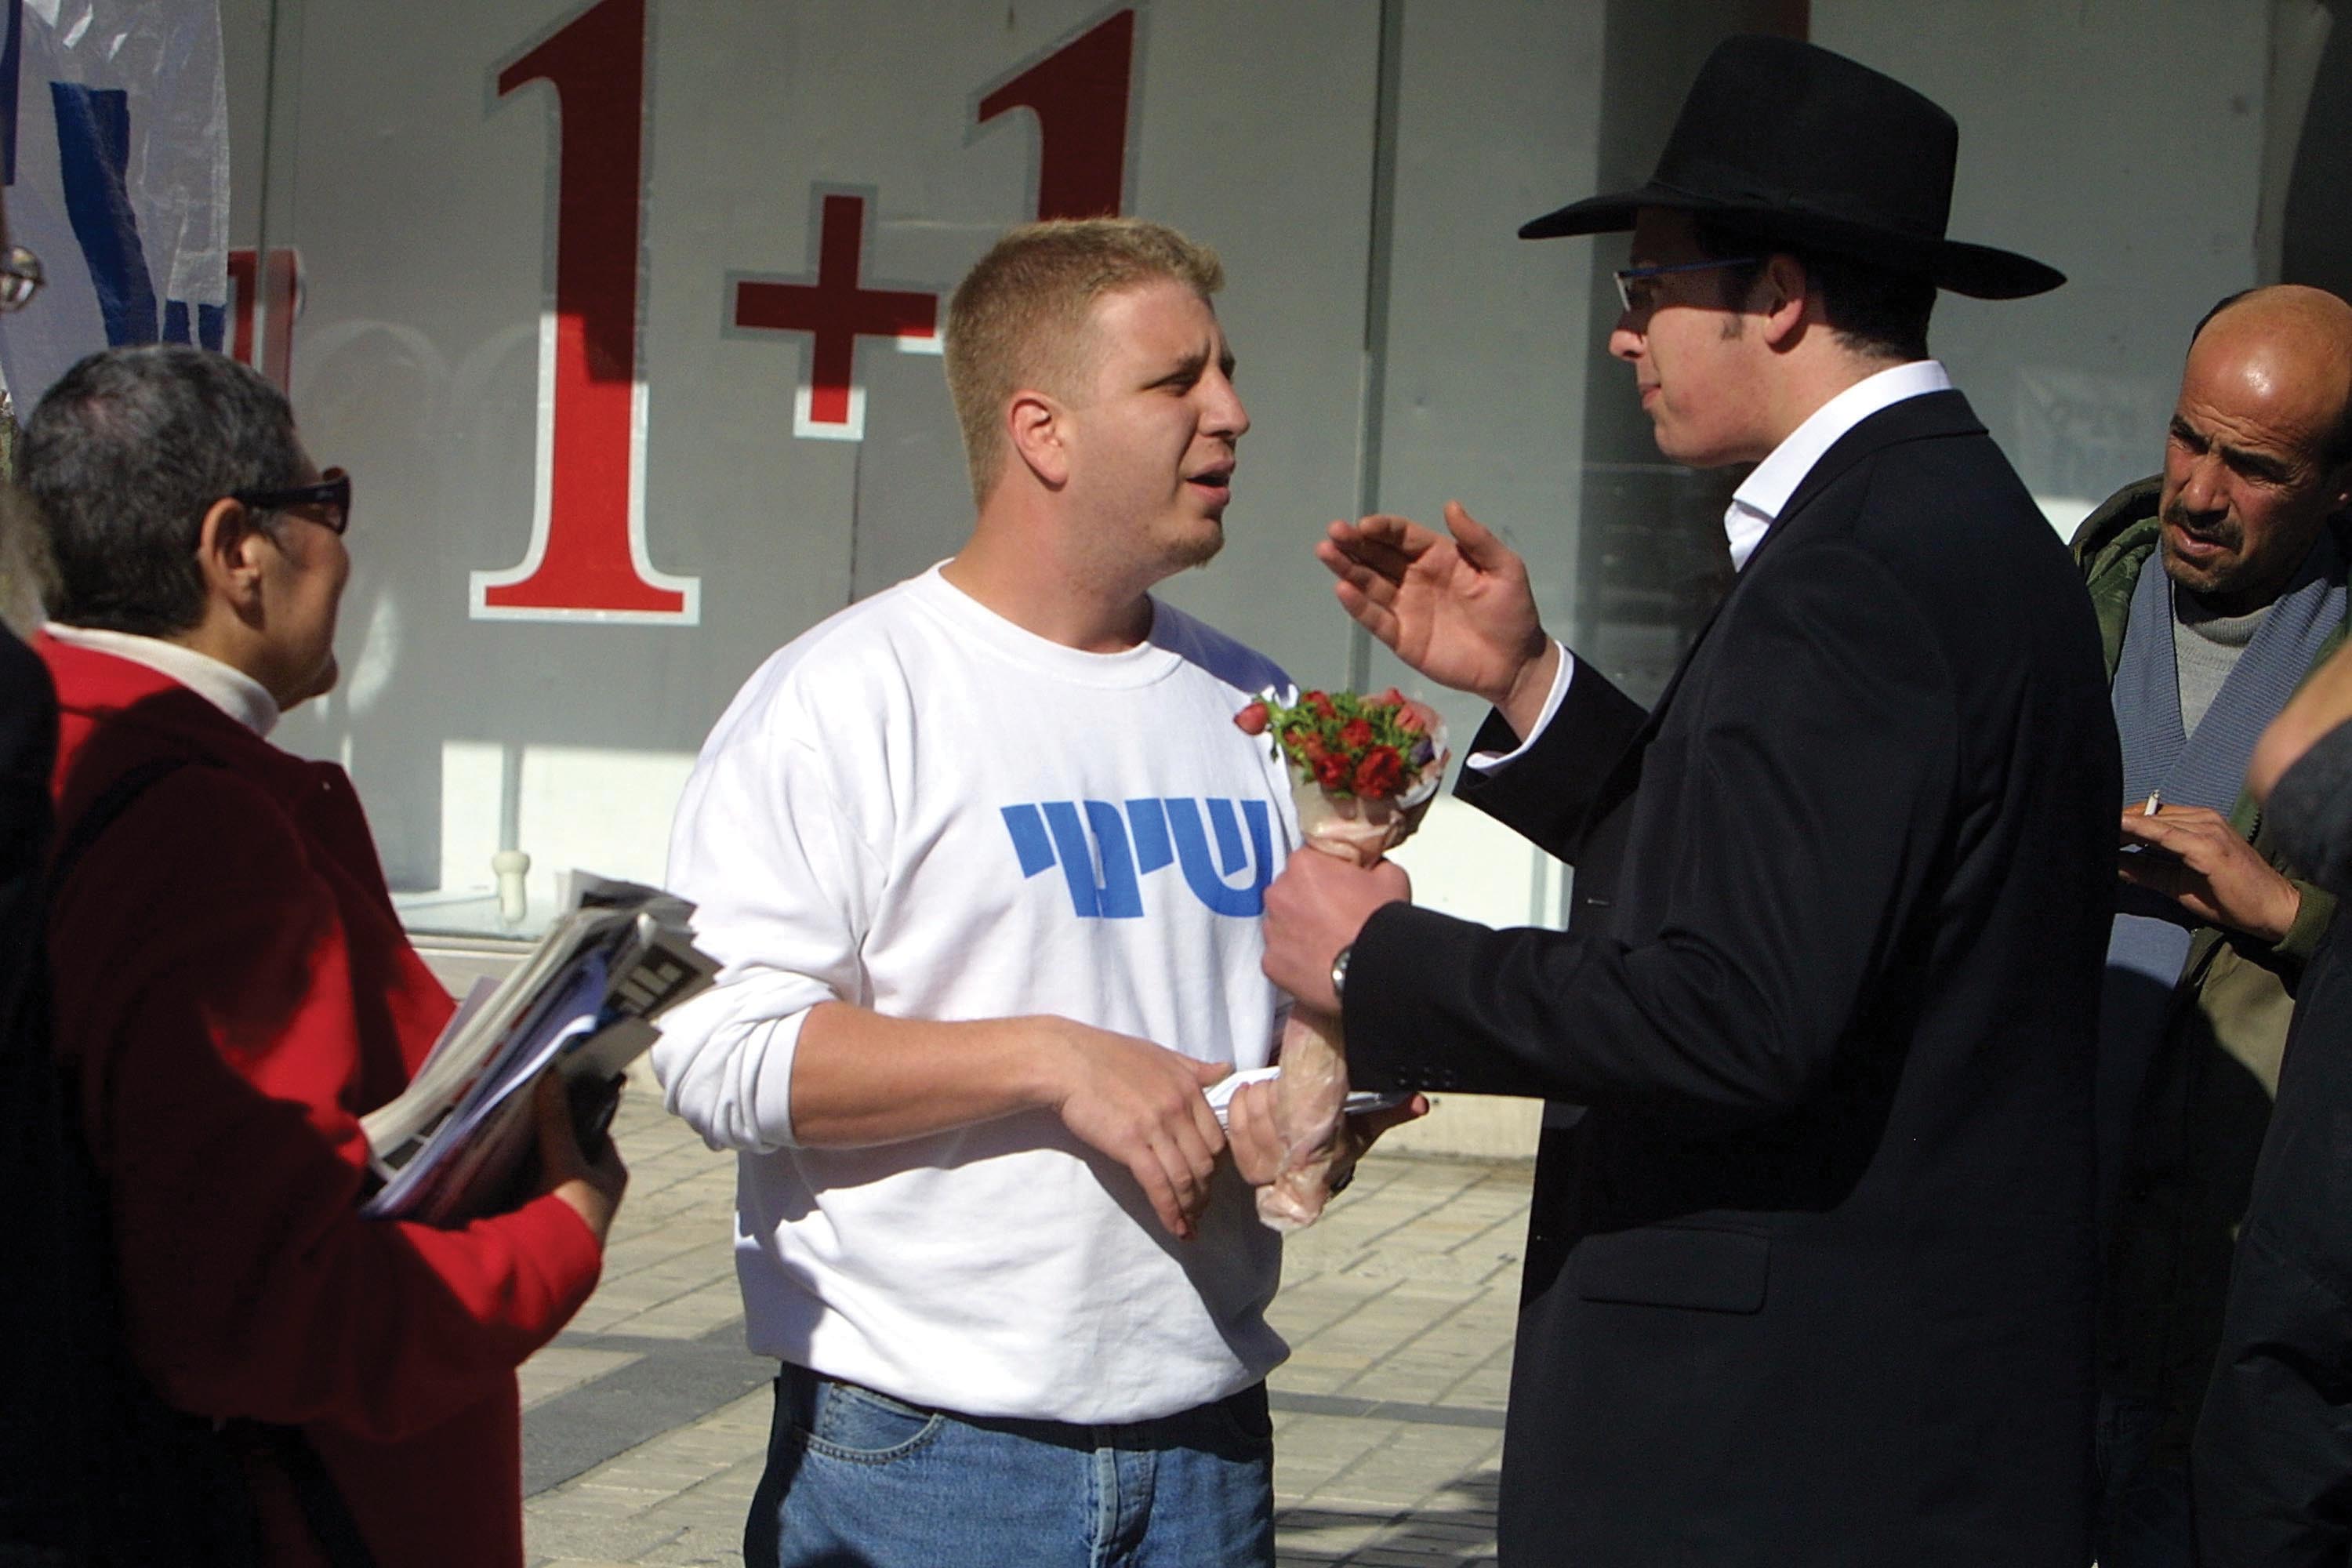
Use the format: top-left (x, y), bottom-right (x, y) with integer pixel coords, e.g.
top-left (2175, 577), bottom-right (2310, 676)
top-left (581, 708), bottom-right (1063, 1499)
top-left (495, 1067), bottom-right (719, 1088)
top-left (2098, 531), bottom-right (2345, 1207)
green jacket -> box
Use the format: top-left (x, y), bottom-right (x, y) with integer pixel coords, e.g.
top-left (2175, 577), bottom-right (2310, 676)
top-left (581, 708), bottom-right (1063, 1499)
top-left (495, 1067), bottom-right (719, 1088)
top-left (2073, 475), bottom-right (2345, 1463)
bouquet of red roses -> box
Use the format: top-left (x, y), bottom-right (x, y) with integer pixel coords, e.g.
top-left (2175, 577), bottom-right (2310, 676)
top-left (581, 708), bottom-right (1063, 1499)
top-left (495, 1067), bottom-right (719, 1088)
top-left (1236, 686), bottom-right (1447, 862)
top-left (1233, 687), bottom-right (1447, 1229)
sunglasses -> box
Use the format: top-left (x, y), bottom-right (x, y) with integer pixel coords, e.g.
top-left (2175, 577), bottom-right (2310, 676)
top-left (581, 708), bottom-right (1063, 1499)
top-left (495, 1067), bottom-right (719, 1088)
top-left (229, 468), bottom-right (352, 536)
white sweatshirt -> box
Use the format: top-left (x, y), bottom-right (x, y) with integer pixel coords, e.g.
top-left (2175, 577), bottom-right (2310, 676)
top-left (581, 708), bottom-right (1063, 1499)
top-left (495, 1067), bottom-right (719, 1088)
top-left (654, 565), bottom-right (1298, 1423)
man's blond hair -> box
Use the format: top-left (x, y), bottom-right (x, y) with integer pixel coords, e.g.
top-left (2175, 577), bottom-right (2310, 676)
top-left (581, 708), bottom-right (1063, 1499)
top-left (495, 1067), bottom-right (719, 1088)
top-left (944, 217), bottom-right (1224, 504)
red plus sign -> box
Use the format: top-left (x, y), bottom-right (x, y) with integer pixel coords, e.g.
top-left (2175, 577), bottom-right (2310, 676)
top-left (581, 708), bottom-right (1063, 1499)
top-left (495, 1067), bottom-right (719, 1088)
top-left (734, 192), bottom-right (938, 435)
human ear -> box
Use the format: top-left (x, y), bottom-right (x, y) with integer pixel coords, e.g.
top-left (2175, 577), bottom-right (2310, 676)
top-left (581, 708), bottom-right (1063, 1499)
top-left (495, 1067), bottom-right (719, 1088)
top-left (1758, 254), bottom-right (1811, 347)
top-left (1007, 390), bottom-right (1069, 488)
top-left (2324, 457), bottom-right (2352, 518)
top-left (192, 496), bottom-right (267, 614)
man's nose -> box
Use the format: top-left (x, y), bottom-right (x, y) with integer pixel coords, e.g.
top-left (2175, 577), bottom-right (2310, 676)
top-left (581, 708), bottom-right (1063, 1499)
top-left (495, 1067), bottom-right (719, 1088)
top-left (1609, 316), bottom-right (1644, 363)
top-left (2177, 452), bottom-right (2229, 516)
top-left (1206, 372), bottom-right (1248, 440)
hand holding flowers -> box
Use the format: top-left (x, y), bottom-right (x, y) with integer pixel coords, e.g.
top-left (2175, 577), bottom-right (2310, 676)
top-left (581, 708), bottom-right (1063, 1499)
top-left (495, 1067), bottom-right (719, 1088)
top-left (1233, 687), bottom-right (1447, 1230)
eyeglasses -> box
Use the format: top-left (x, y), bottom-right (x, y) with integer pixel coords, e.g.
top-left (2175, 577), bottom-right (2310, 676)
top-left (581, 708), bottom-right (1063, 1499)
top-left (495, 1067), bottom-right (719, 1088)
top-left (1613, 256), bottom-right (1762, 314)
top-left (230, 468), bottom-right (351, 535)
top-left (0, 245), bottom-right (42, 310)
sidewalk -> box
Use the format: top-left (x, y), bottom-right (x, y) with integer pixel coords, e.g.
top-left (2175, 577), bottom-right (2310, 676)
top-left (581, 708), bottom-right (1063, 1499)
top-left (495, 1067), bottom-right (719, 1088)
top-left (521, 1094), bottom-right (1533, 1567)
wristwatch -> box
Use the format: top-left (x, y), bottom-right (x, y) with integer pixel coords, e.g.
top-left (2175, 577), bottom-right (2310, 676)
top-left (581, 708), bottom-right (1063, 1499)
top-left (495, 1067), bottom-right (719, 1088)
top-left (1329, 943), bottom-right (1353, 1005)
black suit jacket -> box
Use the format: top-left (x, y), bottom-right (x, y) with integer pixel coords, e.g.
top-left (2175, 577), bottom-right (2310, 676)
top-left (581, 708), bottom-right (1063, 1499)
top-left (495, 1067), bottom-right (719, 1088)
top-left (1347, 391), bottom-right (2118, 1566)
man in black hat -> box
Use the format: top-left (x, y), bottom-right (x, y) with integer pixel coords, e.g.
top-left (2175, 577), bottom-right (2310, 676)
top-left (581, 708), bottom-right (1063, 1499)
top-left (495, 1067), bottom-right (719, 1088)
top-left (1258, 34), bottom-right (2118, 1566)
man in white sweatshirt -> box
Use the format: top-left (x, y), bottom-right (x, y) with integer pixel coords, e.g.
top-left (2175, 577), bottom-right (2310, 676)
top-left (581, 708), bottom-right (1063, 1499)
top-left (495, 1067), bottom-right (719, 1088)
top-left (655, 218), bottom-right (1321, 1568)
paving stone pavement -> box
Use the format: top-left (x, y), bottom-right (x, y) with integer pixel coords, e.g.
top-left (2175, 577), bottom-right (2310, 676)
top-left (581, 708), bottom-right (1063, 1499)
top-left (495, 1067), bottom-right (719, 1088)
top-left (521, 1094), bottom-right (1532, 1567)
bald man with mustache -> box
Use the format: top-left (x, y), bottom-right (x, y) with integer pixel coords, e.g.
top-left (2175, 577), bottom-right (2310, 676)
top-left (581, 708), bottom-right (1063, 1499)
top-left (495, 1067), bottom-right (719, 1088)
top-left (2071, 283), bottom-right (2352, 1568)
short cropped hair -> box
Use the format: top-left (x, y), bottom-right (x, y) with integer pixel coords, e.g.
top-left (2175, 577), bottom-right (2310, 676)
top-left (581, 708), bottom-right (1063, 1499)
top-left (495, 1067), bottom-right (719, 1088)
top-left (944, 217), bottom-right (1225, 504)
top-left (1693, 216), bottom-right (1936, 365)
top-left (22, 344), bottom-right (307, 636)
top-left (2189, 289), bottom-right (2352, 469)
top-left (2190, 289), bottom-right (2254, 348)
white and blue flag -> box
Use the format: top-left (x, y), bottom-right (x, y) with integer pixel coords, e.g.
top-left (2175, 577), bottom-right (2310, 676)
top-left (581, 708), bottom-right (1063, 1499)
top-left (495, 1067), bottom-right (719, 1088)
top-left (0, 0), bottom-right (229, 408)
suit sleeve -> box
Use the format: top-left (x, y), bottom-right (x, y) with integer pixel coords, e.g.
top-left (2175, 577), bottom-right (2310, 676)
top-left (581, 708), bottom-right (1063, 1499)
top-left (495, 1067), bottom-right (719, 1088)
top-left (1345, 542), bottom-right (1959, 1130)
top-left (1455, 657), bottom-right (1650, 865)
top-left (54, 768), bottom-right (601, 1442)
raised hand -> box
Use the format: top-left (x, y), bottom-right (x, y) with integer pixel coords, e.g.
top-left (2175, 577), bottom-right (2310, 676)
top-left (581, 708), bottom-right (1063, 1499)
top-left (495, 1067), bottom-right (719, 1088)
top-left (2118, 804), bottom-right (2303, 943)
top-left (1043, 1020), bottom-right (1230, 1240)
top-left (1318, 500), bottom-right (1556, 724)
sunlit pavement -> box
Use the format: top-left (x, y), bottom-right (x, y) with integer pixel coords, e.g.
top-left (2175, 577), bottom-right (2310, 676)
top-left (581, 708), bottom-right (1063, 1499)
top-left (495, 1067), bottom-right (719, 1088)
top-left (521, 1091), bottom-right (1532, 1567)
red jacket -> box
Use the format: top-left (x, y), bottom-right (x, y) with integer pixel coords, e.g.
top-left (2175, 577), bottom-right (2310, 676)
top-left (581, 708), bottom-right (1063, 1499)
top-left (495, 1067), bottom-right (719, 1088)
top-left (42, 637), bottom-right (602, 1566)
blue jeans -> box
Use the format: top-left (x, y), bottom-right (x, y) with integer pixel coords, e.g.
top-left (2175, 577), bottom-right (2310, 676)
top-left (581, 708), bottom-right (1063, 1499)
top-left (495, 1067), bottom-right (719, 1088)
top-left (743, 1363), bottom-right (1275, 1568)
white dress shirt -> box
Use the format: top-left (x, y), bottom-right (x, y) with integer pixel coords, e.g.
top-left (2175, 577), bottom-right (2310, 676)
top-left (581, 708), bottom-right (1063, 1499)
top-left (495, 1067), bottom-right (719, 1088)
top-left (1472, 359), bottom-right (1954, 769)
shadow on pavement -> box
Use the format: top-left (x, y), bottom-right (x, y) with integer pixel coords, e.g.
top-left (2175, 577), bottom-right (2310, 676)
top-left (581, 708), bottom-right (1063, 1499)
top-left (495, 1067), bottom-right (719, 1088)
top-left (1276, 1465), bottom-right (1501, 1566)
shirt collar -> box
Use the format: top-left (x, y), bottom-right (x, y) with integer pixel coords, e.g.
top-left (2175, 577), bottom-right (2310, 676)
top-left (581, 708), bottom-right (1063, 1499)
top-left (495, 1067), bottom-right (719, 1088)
top-left (1724, 359), bottom-right (1954, 572)
top-left (44, 622), bottom-right (281, 736)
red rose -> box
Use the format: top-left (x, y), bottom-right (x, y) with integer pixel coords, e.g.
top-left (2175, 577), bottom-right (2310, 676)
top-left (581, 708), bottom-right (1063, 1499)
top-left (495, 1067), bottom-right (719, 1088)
top-left (1377, 687), bottom-right (1407, 707)
top-left (1305, 691), bottom-right (1338, 720)
top-left (1353, 746), bottom-right (1405, 798)
top-left (1339, 717), bottom-right (1376, 750)
top-left (1234, 701), bottom-right (1269, 735)
top-left (1395, 705), bottom-right (1427, 735)
top-left (1298, 734), bottom-right (1328, 763)
top-left (1313, 752), bottom-right (1352, 789)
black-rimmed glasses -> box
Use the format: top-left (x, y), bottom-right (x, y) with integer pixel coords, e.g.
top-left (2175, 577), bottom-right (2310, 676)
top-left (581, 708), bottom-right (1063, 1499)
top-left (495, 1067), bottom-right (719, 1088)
top-left (230, 467), bottom-right (352, 535)
top-left (1613, 256), bottom-right (1762, 313)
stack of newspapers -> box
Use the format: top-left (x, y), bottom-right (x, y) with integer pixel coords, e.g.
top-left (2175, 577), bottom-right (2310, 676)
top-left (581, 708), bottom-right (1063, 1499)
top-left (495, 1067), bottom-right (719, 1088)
top-left (361, 873), bottom-right (718, 1225)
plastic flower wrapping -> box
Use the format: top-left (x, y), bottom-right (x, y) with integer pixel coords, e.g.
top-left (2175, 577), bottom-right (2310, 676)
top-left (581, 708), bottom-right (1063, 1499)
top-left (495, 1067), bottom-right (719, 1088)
top-left (1234, 688), bottom-right (1449, 1230)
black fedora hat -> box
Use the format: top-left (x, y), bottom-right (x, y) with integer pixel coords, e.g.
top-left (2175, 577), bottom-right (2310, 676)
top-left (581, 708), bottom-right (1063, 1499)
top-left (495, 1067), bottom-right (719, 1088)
top-left (1522, 34), bottom-right (2062, 300)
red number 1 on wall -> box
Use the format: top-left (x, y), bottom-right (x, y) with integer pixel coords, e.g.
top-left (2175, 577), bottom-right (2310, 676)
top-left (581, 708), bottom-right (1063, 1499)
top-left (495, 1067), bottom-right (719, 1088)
top-left (474, 3), bottom-right (1138, 620)
top-left (472, 0), bottom-right (698, 623)
top-left (977, 8), bottom-right (1137, 220)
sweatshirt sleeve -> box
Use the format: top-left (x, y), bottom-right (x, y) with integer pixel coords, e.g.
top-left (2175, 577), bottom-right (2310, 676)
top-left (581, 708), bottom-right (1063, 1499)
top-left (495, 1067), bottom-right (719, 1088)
top-left (652, 666), bottom-right (889, 1153)
top-left (53, 767), bottom-right (603, 1443)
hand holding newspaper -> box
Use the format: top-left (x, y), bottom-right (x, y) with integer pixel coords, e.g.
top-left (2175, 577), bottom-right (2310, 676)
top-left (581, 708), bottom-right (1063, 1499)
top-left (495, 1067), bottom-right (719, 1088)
top-left (360, 873), bottom-right (718, 1225)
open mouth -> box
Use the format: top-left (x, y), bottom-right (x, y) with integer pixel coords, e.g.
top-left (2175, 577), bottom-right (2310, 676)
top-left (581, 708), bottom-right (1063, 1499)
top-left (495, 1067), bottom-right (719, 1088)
top-left (1186, 463), bottom-right (1235, 499)
top-left (2166, 517), bottom-right (2235, 560)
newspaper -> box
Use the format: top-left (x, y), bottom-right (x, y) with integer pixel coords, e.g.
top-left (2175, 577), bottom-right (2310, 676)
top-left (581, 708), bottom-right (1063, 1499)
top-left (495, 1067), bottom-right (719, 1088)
top-left (1201, 1065), bottom-right (1405, 1129)
top-left (360, 873), bottom-right (717, 1225)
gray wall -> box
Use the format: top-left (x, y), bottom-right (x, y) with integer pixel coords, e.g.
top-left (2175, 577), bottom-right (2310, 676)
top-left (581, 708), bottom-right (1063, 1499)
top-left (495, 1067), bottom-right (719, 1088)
top-left (1816, 0), bottom-right (2270, 518)
top-left (209, 0), bottom-right (2321, 936)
